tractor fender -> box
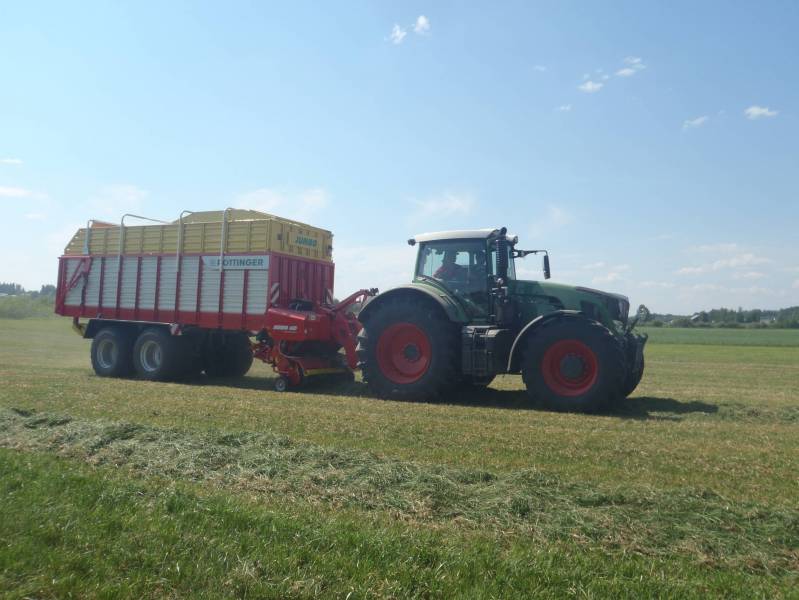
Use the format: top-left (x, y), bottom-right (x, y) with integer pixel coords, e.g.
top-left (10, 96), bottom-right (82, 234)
top-left (357, 285), bottom-right (468, 325)
top-left (506, 310), bottom-right (585, 373)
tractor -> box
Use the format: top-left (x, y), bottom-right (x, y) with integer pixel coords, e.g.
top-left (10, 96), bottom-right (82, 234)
top-left (356, 228), bottom-right (648, 412)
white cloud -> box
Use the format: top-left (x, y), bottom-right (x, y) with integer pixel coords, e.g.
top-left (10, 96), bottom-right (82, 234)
top-left (413, 15), bottom-right (430, 35)
top-left (713, 254), bottom-right (771, 269)
top-left (676, 266), bottom-right (705, 275)
top-left (640, 281), bottom-right (676, 289)
top-left (793, 280), bottom-right (799, 289)
top-left (676, 253), bottom-right (772, 275)
top-left (733, 271), bottom-right (765, 280)
top-left (591, 263), bottom-right (630, 285)
top-left (533, 65), bottom-right (547, 72)
top-left (683, 116), bottom-right (709, 129)
top-left (0, 186), bottom-right (37, 198)
top-left (581, 261), bottom-right (606, 270)
top-left (235, 187), bottom-right (329, 224)
top-left (556, 104), bottom-right (572, 112)
top-left (546, 205), bottom-right (573, 227)
top-left (389, 24), bottom-right (407, 44)
top-left (410, 192), bottom-right (475, 221)
top-left (744, 106), bottom-right (778, 120)
top-left (525, 205), bottom-right (575, 240)
top-left (0, 158), bottom-right (23, 165)
top-left (86, 184), bottom-right (149, 220)
top-left (24, 212), bottom-right (47, 220)
top-left (651, 233), bottom-right (675, 241)
top-left (616, 56), bottom-right (646, 77)
top-left (693, 243), bottom-right (739, 253)
top-left (334, 244), bottom-right (416, 297)
top-left (578, 81), bottom-right (603, 93)
top-left (592, 272), bottom-right (621, 284)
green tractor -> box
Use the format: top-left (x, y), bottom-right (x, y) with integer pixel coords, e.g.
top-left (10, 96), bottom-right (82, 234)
top-left (356, 228), bottom-right (648, 412)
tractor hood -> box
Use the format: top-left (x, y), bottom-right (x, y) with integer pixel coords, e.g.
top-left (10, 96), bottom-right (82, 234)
top-left (512, 279), bottom-right (630, 324)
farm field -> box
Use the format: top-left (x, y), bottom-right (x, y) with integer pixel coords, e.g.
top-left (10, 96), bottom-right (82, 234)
top-left (1, 318), bottom-right (798, 598)
top-left (637, 325), bottom-right (799, 347)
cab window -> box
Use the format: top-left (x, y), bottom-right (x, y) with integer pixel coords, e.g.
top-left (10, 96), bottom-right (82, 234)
top-left (416, 240), bottom-right (491, 314)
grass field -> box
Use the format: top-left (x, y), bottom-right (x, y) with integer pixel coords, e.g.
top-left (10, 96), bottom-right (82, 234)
top-left (638, 325), bottom-right (799, 347)
top-left (1, 318), bottom-right (797, 598)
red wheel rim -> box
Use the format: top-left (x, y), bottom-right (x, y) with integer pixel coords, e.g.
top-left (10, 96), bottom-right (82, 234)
top-left (541, 339), bottom-right (598, 396)
top-left (376, 322), bottom-right (432, 384)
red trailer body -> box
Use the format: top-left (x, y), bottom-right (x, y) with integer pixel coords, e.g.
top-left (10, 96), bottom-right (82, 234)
top-left (55, 250), bottom-right (335, 331)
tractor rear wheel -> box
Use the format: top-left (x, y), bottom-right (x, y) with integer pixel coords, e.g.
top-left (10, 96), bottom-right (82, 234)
top-left (357, 299), bottom-right (458, 401)
top-left (521, 317), bottom-right (624, 413)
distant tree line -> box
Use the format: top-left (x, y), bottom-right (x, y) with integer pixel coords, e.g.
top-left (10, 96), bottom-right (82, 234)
top-left (650, 306), bottom-right (799, 329)
top-left (0, 283), bottom-right (57, 319)
top-left (0, 282), bottom-right (56, 297)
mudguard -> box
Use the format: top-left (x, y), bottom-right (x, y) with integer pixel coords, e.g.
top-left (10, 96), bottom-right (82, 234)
top-left (357, 285), bottom-right (468, 325)
top-left (506, 310), bottom-right (585, 373)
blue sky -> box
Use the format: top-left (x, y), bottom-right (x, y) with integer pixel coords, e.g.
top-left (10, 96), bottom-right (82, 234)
top-left (1, 1), bottom-right (797, 313)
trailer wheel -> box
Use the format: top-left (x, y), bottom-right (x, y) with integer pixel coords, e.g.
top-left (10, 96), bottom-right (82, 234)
top-left (204, 332), bottom-right (253, 378)
top-left (274, 376), bottom-right (289, 392)
top-left (357, 298), bottom-right (458, 401)
top-left (90, 327), bottom-right (134, 377)
top-left (132, 328), bottom-right (185, 381)
top-left (521, 317), bottom-right (624, 413)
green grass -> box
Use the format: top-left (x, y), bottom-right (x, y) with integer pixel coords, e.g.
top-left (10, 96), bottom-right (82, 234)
top-left (1, 318), bottom-right (798, 597)
top-left (5, 450), bottom-right (789, 599)
top-left (0, 294), bottom-right (54, 319)
top-left (638, 325), bottom-right (799, 346)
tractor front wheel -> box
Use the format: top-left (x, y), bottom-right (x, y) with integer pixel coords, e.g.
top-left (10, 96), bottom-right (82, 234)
top-left (521, 317), bottom-right (624, 413)
top-left (357, 299), bottom-right (458, 401)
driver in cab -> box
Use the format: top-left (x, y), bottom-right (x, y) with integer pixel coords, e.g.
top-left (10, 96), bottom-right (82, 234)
top-left (434, 251), bottom-right (467, 282)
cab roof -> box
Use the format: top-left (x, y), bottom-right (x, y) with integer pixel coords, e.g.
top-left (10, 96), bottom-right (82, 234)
top-left (411, 228), bottom-right (517, 244)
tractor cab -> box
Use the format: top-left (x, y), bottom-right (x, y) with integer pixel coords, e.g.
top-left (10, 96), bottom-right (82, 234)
top-left (409, 228), bottom-right (545, 321)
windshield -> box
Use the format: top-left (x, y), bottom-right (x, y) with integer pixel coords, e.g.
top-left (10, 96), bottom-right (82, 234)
top-left (416, 239), bottom-right (491, 314)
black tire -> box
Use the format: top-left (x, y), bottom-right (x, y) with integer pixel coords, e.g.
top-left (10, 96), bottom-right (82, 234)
top-left (357, 298), bottom-right (459, 401)
top-left (132, 328), bottom-right (187, 381)
top-left (521, 317), bottom-right (625, 413)
top-left (204, 332), bottom-right (253, 378)
top-left (623, 355), bottom-right (645, 397)
top-left (90, 327), bottom-right (134, 377)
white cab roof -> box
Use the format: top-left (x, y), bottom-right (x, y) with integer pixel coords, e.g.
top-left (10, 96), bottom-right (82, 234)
top-left (412, 229), bottom-right (504, 243)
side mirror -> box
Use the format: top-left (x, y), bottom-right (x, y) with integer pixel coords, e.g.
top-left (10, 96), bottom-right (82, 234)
top-left (543, 254), bottom-right (551, 279)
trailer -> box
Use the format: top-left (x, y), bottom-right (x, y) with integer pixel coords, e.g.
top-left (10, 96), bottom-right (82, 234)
top-left (56, 209), bottom-right (374, 390)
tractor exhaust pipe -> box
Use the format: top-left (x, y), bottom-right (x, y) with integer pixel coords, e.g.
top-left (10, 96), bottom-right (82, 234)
top-left (495, 227), bottom-right (509, 281)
